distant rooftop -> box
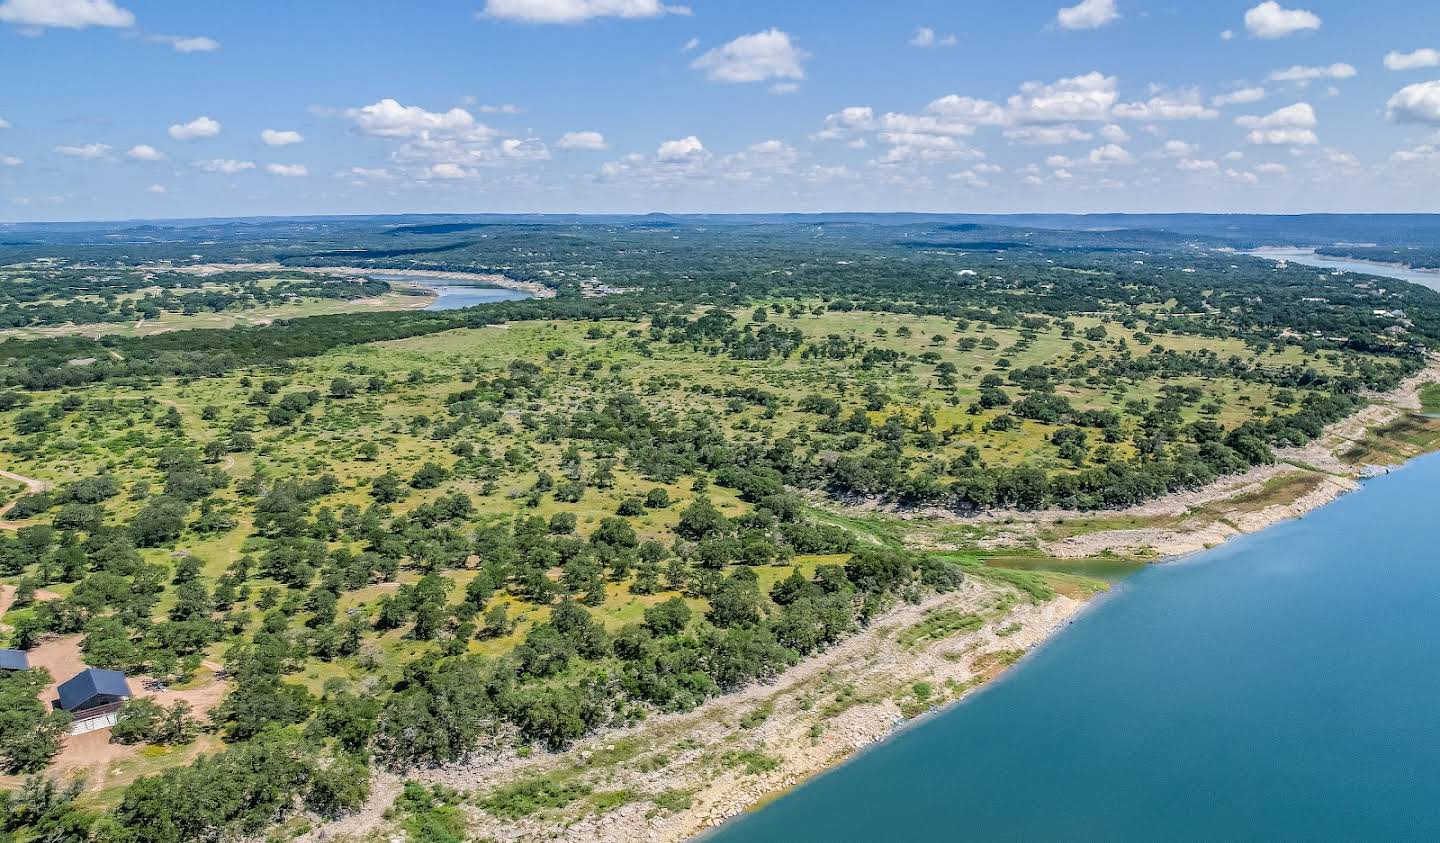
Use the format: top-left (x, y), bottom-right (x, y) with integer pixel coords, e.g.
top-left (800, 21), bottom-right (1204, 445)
top-left (0, 648), bottom-right (29, 670)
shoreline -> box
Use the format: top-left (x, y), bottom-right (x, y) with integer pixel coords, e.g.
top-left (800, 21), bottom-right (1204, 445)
top-left (163, 261), bottom-right (557, 299)
top-left (294, 358), bottom-right (1440, 843)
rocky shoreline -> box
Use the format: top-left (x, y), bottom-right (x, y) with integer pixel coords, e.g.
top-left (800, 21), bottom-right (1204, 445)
top-left (295, 360), bottom-right (1440, 843)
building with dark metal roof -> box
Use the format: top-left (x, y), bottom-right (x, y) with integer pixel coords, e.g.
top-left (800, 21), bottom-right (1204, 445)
top-left (55, 668), bottom-right (131, 714)
top-left (0, 648), bottom-right (29, 671)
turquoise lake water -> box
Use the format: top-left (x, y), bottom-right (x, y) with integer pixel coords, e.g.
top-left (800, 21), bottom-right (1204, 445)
top-left (710, 453), bottom-right (1440, 841)
top-left (360, 272), bottom-right (533, 310)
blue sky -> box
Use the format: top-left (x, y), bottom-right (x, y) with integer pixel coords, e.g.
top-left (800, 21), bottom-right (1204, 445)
top-left (2, 0), bottom-right (1439, 220)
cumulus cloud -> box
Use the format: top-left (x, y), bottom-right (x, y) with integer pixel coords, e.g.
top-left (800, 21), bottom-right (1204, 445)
top-left (144, 183), bottom-right (166, 193)
top-left (1255, 162), bottom-right (1290, 173)
top-left (691, 29), bottom-right (807, 84)
top-left (1385, 49), bottom-right (1440, 71)
top-left (1007, 72), bottom-right (1118, 124)
top-left (656, 135), bottom-right (705, 161)
top-left (909, 27), bottom-right (956, 47)
top-left (1268, 63), bottom-right (1357, 83)
top-left (1237, 102), bottom-right (1319, 144)
top-left (261, 129), bottom-right (304, 147)
top-left (55, 143), bottom-right (110, 159)
top-left (1099, 123), bottom-right (1130, 142)
top-left (0, 117), bottom-right (9, 129)
top-left (1161, 139), bottom-right (1198, 157)
top-left (0, 0), bottom-right (133, 29)
top-left (1003, 125), bottom-right (1094, 145)
top-left (343, 98), bottom-right (549, 175)
top-left (169, 116), bottom-right (221, 141)
top-left (1211, 87), bottom-right (1266, 106)
top-left (1392, 140), bottom-right (1439, 163)
top-left (2, 155), bottom-right (23, 166)
top-left (1386, 81), bottom-right (1440, 125)
top-left (194, 158), bottom-right (255, 173)
top-left (125, 144), bottom-right (163, 161)
top-left (1113, 88), bottom-right (1219, 120)
top-left (151, 34), bottom-right (219, 52)
top-left (346, 99), bottom-right (484, 139)
top-left (1243, 2), bottom-right (1320, 39)
top-left (1177, 158), bottom-right (1219, 172)
top-left (556, 130), bottom-right (608, 150)
top-left (265, 163), bottom-right (308, 177)
top-left (481, 0), bottom-right (688, 24)
top-left (1056, 0), bottom-right (1119, 31)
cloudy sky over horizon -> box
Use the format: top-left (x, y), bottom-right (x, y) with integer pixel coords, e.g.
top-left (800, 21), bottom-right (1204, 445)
top-left (2, 0), bottom-right (1439, 221)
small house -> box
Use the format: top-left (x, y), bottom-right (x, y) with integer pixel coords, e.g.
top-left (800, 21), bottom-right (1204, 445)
top-left (56, 668), bottom-right (132, 717)
top-left (0, 648), bottom-right (29, 672)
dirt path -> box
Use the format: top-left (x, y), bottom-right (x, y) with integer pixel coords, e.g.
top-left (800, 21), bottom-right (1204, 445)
top-left (0, 468), bottom-right (51, 529)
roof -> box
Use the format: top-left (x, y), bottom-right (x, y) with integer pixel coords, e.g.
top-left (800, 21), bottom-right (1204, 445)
top-left (0, 649), bottom-right (29, 670)
top-left (56, 668), bottom-right (131, 711)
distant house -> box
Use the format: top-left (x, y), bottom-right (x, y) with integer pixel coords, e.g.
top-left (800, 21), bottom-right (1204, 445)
top-left (56, 668), bottom-right (132, 717)
top-left (0, 648), bottom-right (29, 672)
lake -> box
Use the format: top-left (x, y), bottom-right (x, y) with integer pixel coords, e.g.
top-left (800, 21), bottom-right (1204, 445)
top-left (1247, 247), bottom-right (1440, 293)
top-left (361, 272), bottom-right (534, 311)
top-left (709, 453), bottom-right (1440, 841)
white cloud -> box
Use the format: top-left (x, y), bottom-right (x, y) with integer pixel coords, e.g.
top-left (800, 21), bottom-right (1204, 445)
top-left (681, 36), bottom-right (699, 52)
top-left (261, 129), bottom-right (304, 147)
top-left (0, 117), bottom-right (8, 129)
top-left (657, 135), bottom-right (705, 161)
top-left (194, 158), bottom-right (255, 173)
top-left (1099, 123), bottom-right (1130, 142)
top-left (1392, 141), bottom-right (1440, 163)
top-left (1385, 49), bottom-right (1440, 72)
top-left (144, 183), bottom-right (166, 193)
top-left (909, 26), bottom-right (956, 48)
top-left (1178, 158), bottom-right (1219, 172)
top-left (125, 144), bottom-right (163, 161)
top-left (1161, 139), bottom-right (1198, 157)
top-left (926, 95), bottom-right (1008, 125)
top-left (1007, 71), bottom-right (1117, 124)
top-left (557, 130), bottom-right (608, 150)
top-left (168, 116), bottom-right (221, 141)
top-left (1268, 63), bottom-right (1357, 83)
top-left (691, 29), bottom-right (807, 84)
top-left (1003, 125), bottom-right (1093, 145)
top-left (265, 163), bottom-right (308, 177)
top-left (346, 99), bottom-right (485, 139)
top-left (1113, 88), bottom-right (1219, 120)
top-left (481, 0), bottom-right (688, 24)
top-left (769, 82), bottom-right (801, 96)
top-left (0, 0), bottom-right (133, 29)
top-left (426, 163), bottom-right (469, 179)
top-left (1211, 87), bottom-right (1266, 106)
top-left (1247, 128), bottom-right (1318, 145)
top-left (1, 155), bottom-right (22, 166)
top-left (1226, 168), bottom-right (1260, 184)
top-left (1238, 102), bottom-right (1318, 145)
top-left (1243, 2), bottom-right (1320, 39)
top-left (1386, 81), bottom-right (1440, 124)
top-left (1087, 143), bottom-right (1133, 164)
top-left (478, 103), bottom-right (523, 114)
top-left (1237, 102), bottom-right (1316, 128)
top-left (151, 34), bottom-right (220, 52)
top-left (55, 143), bottom-right (110, 159)
top-left (1057, 0), bottom-right (1119, 31)
top-left (1220, 29), bottom-right (1235, 41)
top-left (1255, 162), bottom-right (1290, 173)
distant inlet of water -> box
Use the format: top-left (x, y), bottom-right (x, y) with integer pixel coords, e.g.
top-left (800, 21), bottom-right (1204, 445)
top-left (707, 452), bottom-right (1440, 841)
top-left (361, 271), bottom-right (534, 311)
top-left (1246, 247), bottom-right (1440, 292)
